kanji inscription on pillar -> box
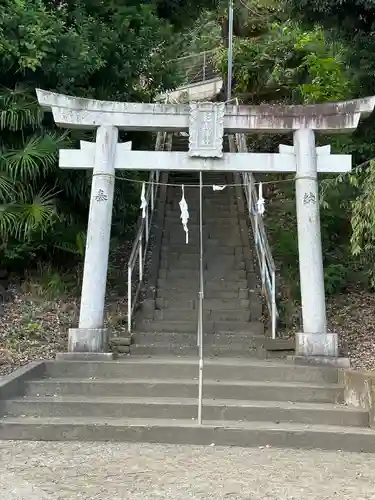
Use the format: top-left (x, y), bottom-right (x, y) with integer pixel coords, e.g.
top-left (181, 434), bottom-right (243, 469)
top-left (95, 189), bottom-right (108, 202)
top-left (303, 192), bottom-right (316, 206)
top-left (188, 102), bottom-right (225, 158)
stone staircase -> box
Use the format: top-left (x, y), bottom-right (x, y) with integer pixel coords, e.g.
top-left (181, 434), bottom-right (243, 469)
top-left (132, 133), bottom-right (268, 357)
top-left (1, 357), bottom-right (375, 452)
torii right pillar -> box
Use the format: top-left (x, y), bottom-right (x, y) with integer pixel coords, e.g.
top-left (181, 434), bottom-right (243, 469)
top-left (288, 99), bottom-right (375, 361)
top-left (293, 128), bottom-right (331, 358)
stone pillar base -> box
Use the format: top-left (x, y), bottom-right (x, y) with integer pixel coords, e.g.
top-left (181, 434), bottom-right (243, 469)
top-left (67, 327), bottom-right (110, 354)
top-left (56, 352), bottom-right (113, 361)
top-left (295, 332), bottom-right (338, 357)
top-left (289, 355), bottom-right (350, 368)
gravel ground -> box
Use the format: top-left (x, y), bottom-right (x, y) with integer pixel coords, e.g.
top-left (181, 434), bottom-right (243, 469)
top-left (1, 441), bottom-right (375, 500)
top-left (327, 289), bottom-right (375, 371)
top-left (0, 237), bottom-right (156, 376)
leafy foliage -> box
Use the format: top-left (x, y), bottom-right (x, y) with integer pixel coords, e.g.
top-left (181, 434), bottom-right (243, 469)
top-left (285, 0), bottom-right (375, 96)
top-left (214, 21), bottom-right (351, 103)
top-left (0, 0), bottom-right (212, 269)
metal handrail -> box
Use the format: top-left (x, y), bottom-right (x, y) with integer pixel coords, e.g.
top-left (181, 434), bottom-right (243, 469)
top-left (167, 49), bottom-right (217, 63)
top-left (127, 132), bottom-right (170, 333)
top-left (230, 133), bottom-right (278, 339)
top-left (171, 50), bottom-right (220, 87)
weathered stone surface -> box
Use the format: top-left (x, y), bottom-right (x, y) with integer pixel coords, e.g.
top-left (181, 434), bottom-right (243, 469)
top-left (339, 369), bottom-right (375, 428)
top-left (56, 352), bottom-right (113, 361)
top-left (113, 345), bottom-right (130, 354)
top-left (68, 328), bottom-right (109, 353)
top-left (188, 102), bottom-right (224, 158)
top-left (110, 337), bottom-right (131, 347)
top-left (0, 361), bottom-right (45, 400)
top-left (36, 88), bottom-right (375, 133)
top-left (295, 332), bottom-right (338, 357)
top-left (291, 356), bottom-right (350, 368)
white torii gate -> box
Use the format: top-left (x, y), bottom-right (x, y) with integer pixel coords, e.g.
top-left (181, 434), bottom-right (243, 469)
top-left (36, 89), bottom-right (375, 361)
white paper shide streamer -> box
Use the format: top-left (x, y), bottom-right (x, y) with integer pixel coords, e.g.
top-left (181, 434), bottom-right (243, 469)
top-left (257, 181), bottom-right (265, 216)
top-left (212, 185), bottom-right (226, 191)
top-left (179, 185), bottom-right (189, 244)
top-left (140, 182), bottom-right (147, 219)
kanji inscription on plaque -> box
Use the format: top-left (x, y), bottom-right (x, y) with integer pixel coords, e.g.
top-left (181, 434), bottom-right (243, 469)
top-left (188, 102), bottom-right (225, 158)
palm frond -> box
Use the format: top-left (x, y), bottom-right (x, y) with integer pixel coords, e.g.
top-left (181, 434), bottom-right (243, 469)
top-left (1, 133), bottom-right (60, 183)
top-left (0, 85), bottom-right (43, 131)
top-left (0, 170), bottom-right (15, 202)
top-left (0, 204), bottom-right (19, 241)
top-left (14, 185), bottom-right (58, 241)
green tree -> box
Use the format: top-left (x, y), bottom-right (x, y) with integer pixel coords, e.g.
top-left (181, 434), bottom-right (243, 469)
top-left (214, 21), bottom-right (351, 103)
top-left (0, 0), bottom-right (183, 268)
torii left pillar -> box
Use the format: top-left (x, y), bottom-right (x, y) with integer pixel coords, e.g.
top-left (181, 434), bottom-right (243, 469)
top-left (69, 125), bottom-right (118, 358)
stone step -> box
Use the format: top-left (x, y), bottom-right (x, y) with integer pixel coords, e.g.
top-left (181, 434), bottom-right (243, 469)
top-left (155, 297), bottom-right (251, 310)
top-left (166, 198), bottom-right (237, 205)
top-left (136, 319), bottom-right (261, 334)
top-left (4, 397), bottom-right (367, 428)
top-left (164, 238), bottom-right (243, 247)
top-left (131, 332), bottom-right (263, 346)
top-left (164, 212), bottom-right (237, 221)
top-left (2, 417), bottom-right (374, 451)
top-left (155, 297), bottom-right (196, 310)
top-left (159, 252), bottom-right (246, 263)
top-left (130, 344), bottom-right (265, 358)
top-left (22, 378), bottom-right (343, 403)
top-left (163, 220), bottom-right (239, 228)
top-left (163, 237), bottom-right (243, 247)
top-left (166, 197), bottom-right (237, 204)
top-left (164, 232), bottom-right (243, 242)
top-left (165, 202), bottom-right (236, 208)
top-left (163, 228), bottom-right (242, 239)
top-left (166, 201), bottom-right (237, 208)
top-left (159, 261), bottom-right (247, 271)
top-left (39, 359), bottom-right (340, 384)
top-left (161, 245), bottom-right (243, 255)
top-left (165, 214), bottom-right (237, 221)
top-left (165, 215), bottom-right (238, 223)
top-left (156, 289), bottom-right (250, 300)
top-left (156, 279), bottom-right (250, 290)
top-left (158, 269), bottom-right (248, 280)
top-left (153, 309), bottom-right (252, 322)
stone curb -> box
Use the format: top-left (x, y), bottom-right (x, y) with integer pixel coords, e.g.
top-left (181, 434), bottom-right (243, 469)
top-left (0, 361), bottom-right (46, 411)
top-left (339, 369), bottom-right (375, 428)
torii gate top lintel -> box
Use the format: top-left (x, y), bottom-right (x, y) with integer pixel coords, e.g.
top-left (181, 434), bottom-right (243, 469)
top-left (36, 89), bottom-right (375, 134)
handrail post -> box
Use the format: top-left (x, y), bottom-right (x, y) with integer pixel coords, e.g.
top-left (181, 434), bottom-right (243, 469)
top-left (145, 207), bottom-right (149, 244)
top-left (261, 247), bottom-right (266, 297)
top-left (139, 234), bottom-right (143, 282)
top-left (271, 270), bottom-right (276, 339)
top-left (127, 265), bottom-right (132, 334)
top-left (197, 170), bottom-right (204, 425)
top-left (203, 51), bottom-right (206, 82)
